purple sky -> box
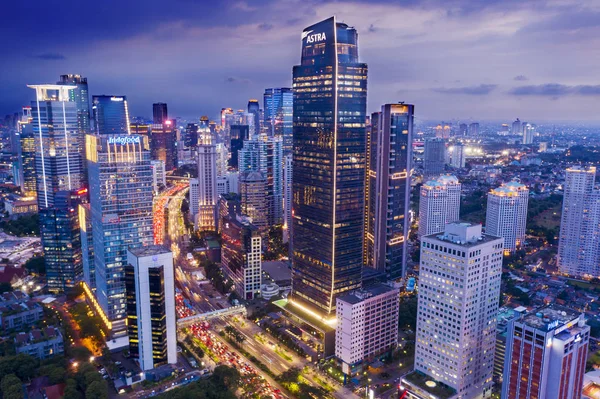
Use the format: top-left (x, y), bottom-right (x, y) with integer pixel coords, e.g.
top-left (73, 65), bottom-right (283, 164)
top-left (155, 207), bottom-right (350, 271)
top-left (1, 0), bottom-right (600, 122)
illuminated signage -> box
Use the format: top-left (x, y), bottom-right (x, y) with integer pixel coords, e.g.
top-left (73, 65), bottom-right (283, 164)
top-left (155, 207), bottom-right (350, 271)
top-left (303, 30), bottom-right (327, 44)
top-left (547, 320), bottom-right (559, 330)
top-left (108, 136), bottom-right (140, 145)
top-left (111, 97), bottom-right (124, 102)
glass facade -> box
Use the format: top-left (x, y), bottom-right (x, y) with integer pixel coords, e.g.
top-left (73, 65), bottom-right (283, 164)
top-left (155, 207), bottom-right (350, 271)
top-left (291, 17), bottom-right (368, 316)
top-left (87, 134), bottom-right (154, 337)
top-left (150, 121), bottom-right (178, 171)
top-left (92, 95), bottom-right (130, 135)
top-left (364, 104), bottom-right (414, 280)
top-left (263, 88), bottom-right (293, 153)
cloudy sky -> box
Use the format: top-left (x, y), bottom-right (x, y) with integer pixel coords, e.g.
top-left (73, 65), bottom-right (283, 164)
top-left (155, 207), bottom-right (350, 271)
top-left (1, 0), bottom-right (599, 122)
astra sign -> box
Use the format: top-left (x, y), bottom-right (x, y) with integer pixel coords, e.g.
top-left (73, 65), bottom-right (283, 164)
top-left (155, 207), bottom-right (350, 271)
top-left (302, 30), bottom-right (327, 44)
top-left (108, 136), bottom-right (141, 145)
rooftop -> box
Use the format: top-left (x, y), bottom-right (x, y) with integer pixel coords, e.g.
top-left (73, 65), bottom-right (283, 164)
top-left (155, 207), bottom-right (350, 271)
top-left (426, 222), bottom-right (502, 247)
top-left (401, 371), bottom-right (457, 399)
top-left (424, 174), bottom-right (459, 188)
top-left (337, 283), bottom-right (398, 305)
top-left (262, 261), bottom-right (292, 282)
top-left (520, 304), bottom-right (582, 331)
top-left (128, 245), bottom-right (171, 257)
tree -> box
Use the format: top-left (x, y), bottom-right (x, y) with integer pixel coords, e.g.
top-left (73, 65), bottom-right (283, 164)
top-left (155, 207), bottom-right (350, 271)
top-left (63, 379), bottom-right (82, 399)
top-left (212, 365), bottom-right (240, 390)
top-left (1, 374), bottom-right (23, 399)
top-left (39, 365), bottom-right (66, 385)
top-left (85, 381), bottom-right (108, 399)
top-left (24, 256), bottom-right (45, 275)
top-left (69, 346), bottom-right (92, 362)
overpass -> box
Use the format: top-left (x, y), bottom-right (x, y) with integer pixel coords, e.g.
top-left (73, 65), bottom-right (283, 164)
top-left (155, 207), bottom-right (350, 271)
top-left (177, 305), bottom-right (247, 328)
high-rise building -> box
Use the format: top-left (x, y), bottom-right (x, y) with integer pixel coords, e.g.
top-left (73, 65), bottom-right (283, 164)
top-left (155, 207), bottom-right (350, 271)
top-left (248, 99), bottom-right (260, 137)
top-left (184, 123), bottom-right (199, 148)
top-left (494, 308), bottom-right (523, 384)
top-left (151, 160), bottom-right (166, 194)
top-left (511, 118), bottom-right (521, 135)
top-left (229, 125), bottom-right (249, 170)
top-left (335, 284), bottom-right (399, 375)
top-left (220, 214), bottom-right (262, 300)
top-left (92, 95), bottom-right (130, 135)
top-left (486, 180), bottom-right (529, 252)
top-left (79, 203), bottom-right (94, 290)
top-left (86, 134), bottom-right (154, 340)
top-left (468, 122), bottom-right (479, 136)
top-left (501, 305), bottom-right (590, 399)
top-left (418, 175), bottom-right (461, 237)
top-left (405, 223), bottom-right (503, 399)
top-left (17, 106), bottom-right (36, 197)
top-left (450, 142), bottom-right (465, 168)
top-left (283, 154), bottom-right (293, 244)
top-left (263, 88), bottom-right (293, 153)
top-left (58, 75), bottom-right (90, 178)
top-left (189, 178), bottom-right (199, 220)
top-left (239, 171), bottom-right (268, 233)
top-left (152, 103), bottom-right (168, 125)
top-left (557, 166), bottom-right (600, 277)
top-left (364, 104), bottom-right (413, 280)
top-left (522, 122), bottom-right (534, 144)
top-left (28, 85), bottom-right (86, 209)
top-left (216, 172), bottom-right (239, 196)
top-left (423, 138), bottom-right (446, 178)
top-left (196, 133), bottom-right (218, 231)
top-left (459, 123), bottom-right (468, 136)
top-left (215, 143), bottom-right (229, 176)
top-left (40, 189), bottom-right (87, 294)
top-left (150, 120), bottom-right (177, 171)
top-left (125, 246), bottom-right (177, 371)
top-left (291, 17), bottom-right (368, 317)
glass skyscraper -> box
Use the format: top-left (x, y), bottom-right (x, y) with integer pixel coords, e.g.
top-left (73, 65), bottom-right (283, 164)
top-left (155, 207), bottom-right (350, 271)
top-left (92, 95), bottom-right (131, 135)
top-left (152, 102), bottom-right (168, 124)
top-left (364, 104), bottom-right (414, 280)
top-left (291, 17), bottom-right (368, 317)
top-left (247, 99), bottom-right (260, 137)
top-left (86, 134), bottom-right (154, 338)
top-left (263, 88), bottom-right (293, 153)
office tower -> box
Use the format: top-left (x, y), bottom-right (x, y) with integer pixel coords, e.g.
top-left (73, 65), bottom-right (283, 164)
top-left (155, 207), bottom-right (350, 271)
top-left (511, 118), bottom-right (521, 135)
top-left (291, 16), bottom-right (368, 317)
top-left (335, 284), bottom-right (399, 375)
top-left (522, 122), bottom-right (534, 144)
top-left (216, 172), bottom-right (239, 196)
top-left (151, 160), bottom-right (166, 194)
top-left (150, 120), bottom-right (177, 171)
top-left (184, 123), bottom-right (199, 148)
top-left (501, 305), bottom-right (590, 399)
top-left (87, 134), bottom-right (154, 339)
top-left (218, 193), bottom-right (241, 233)
top-left (79, 203), bottom-right (94, 290)
top-left (40, 189), bottom-right (86, 294)
top-left (364, 104), bottom-right (413, 280)
top-left (221, 214), bottom-right (262, 299)
top-left (239, 171), bottom-right (268, 233)
top-left (130, 122), bottom-right (151, 136)
top-left (189, 178), bottom-right (199, 219)
top-left (229, 125), bottom-right (249, 169)
top-left (152, 103), bottom-right (168, 124)
top-left (17, 107), bottom-right (36, 197)
top-left (238, 135), bottom-right (284, 225)
top-left (125, 246), bottom-right (176, 371)
top-left (28, 85), bottom-right (85, 209)
top-left (468, 122), bottom-right (479, 136)
top-left (92, 95), bottom-right (130, 135)
top-left (557, 166), bottom-right (600, 277)
top-left (494, 307), bottom-right (524, 384)
top-left (418, 175), bottom-right (461, 237)
top-left (263, 88), bottom-right (293, 153)
top-left (423, 138), bottom-right (446, 178)
top-left (485, 180), bottom-right (529, 252)
top-left (196, 133), bottom-right (218, 231)
top-left (215, 143), bottom-right (229, 176)
top-left (459, 123), bottom-right (467, 136)
top-left (450, 142), bottom-right (465, 168)
top-left (283, 154), bottom-right (293, 244)
top-left (405, 223), bottom-right (503, 399)
top-left (248, 99), bottom-right (260, 137)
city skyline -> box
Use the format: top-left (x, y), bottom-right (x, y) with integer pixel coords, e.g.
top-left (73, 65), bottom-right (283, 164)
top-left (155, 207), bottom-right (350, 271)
top-left (2, 1), bottom-right (600, 122)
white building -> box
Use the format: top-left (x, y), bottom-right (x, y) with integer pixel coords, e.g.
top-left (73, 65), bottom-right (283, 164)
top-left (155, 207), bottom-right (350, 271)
top-left (283, 154), bottom-right (293, 244)
top-left (409, 222), bottom-right (503, 399)
top-left (557, 166), bottom-right (600, 277)
top-left (151, 160), bottom-right (166, 195)
top-left (418, 175), bottom-right (461, 237)
top-left (450, 143), bottom-right (465, 168)
top-left (216, 172), bottom-right (239, 196)
top-left (336, 284), bottom-right (399, 375)
top-left (189, 178), bottom-right (199, 218)
top-left (125, 246), bottom-right (177, 371)
top-left (485, 180), bottom-right (529, 252)
top-left (197, 134), bottom-right (218, 231)
top-left (522, 123), bottom-right (534, 144)
top-left (215, 143), bottom-right (229, 177)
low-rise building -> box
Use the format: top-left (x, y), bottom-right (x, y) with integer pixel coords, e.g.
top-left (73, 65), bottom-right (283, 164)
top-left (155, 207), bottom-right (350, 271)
top-left (0, 291), bottom-right (43, 332)
top-left (4, 195), bottom-right (38, 216)
top-left (15, 326), bottom-right (64, 359)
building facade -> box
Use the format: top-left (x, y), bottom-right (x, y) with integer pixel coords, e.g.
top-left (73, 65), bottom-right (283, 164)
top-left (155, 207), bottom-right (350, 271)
top-left (92, 95), bottom-right (130, 135)
top-left (485, 180), bottom-right (529, 252)
top-left (423, 138), bottom-right (446, 179)
top-left (239, 171), bottom-right (268, 233)
top-left (263, 88), bottom-right (293, 153)
top-left (196, 134), bottom-right (218, 231)
top-left (150, 121), bottom-right (177, 171)
top-left (152, 103), bottom-right (168, 124)
top-left (418, 175), bottom-right (461, 237)
top-left (283, 154), bottom-right (293, 244)
top-left (450, 143), bottom-right (465, 168)
top-left (291, 16), bottom-right (368, 317)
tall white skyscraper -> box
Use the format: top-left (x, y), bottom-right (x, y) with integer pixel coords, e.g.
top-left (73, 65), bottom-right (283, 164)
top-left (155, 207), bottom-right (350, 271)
top-left (215, 143), bottom-right (229, 177)
top-left (450, 143), bottom-right (465, 168)
top-left (522, 122), bottom-right (534, 144)
top-left (485, 180), bottom-right (529, 252)
top-left (404, 223), bottom-right (503, 399)
top-left (418, 175), bottom-right (461, 237)
top-left (557, 166), bottom-right (600, 277)
top-left (196, 134), bottom-right (218, 231)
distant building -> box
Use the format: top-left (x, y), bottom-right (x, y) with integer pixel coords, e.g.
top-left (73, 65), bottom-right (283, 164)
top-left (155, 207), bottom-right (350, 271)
top-left (335, 284), bottom-right (399, 375)
top-left (501, 305), bottom-right (590, 399)
top-left (15, 327), bottom-right (64, 360)
top-left (125, 246), bottom-right (177, 371)
top-left (0, 291), bottom-right (43, 332)
top-left (17, 106), bottom-right (36, 197)
top-left (152, 103), bottom-right (168, 125)
top-left (247, 99), bottom-right (261, 137)
top-left (92, 95), bottom-right (130, 135)
top-left (263, 88), bottom-right (293, 153)
top-left (229, 125), bottom-right (249, 170)
top-left (450, 143), bottom-right (465, 168)
top-left (418, 175), bottom-right (461, 237)
top-left (216, 172), bottom-right (239, 196)
top-left (485, 180), bottom-right (529, 252)
top-left (459, 123), bottom-right (467, 136)
top-left (239, 171), bottom-right (268, 233)
top-left (151, 160), bottom-right (166, 194)
top-left (4, 195), bottom-right (37, 216)
top-left (511, 118), bottom-right (521, 135)
top-left (468, 122), bottom-right (479, 136)
top-left (150, 121), bottom-right (177, 171)
top-left (423, 138), bottom-right (446, 178)
top-left (189, 178), bottom-right (199, 218)
top-left (522, 122), bottom-right (534, 144)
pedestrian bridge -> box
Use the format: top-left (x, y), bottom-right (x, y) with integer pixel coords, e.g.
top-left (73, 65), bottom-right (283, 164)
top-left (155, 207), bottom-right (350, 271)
top-left (177, 305), bottom-right (247, 328)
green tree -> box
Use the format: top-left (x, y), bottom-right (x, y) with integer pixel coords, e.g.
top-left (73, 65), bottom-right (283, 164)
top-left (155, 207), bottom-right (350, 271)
top-left (212, 365), bottom-right (241, 390)
top-left (1, 374), bottom-right (23, 399)
top-left (85, 381), bottom-right (108, 399)
top-left (24, 256), bottom-right (45, 275)
top-left (63, 379), bottom-right (82, 399)
top-left (39, 365), bottom-right (66, 385)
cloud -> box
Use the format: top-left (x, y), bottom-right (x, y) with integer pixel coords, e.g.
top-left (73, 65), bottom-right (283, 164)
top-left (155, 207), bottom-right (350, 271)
top-left (514, 75), bottom-right (528, 81)
top-left (225, 76), bottom-right (251, 84)
top-left (432, 84), bottom-right (497, 95)
top-left (258, 23), bottom-right (274, 31)
top-left (33, 52), bottom-right (66, 60)
top-left (509, 84), bottom-right (600, 96)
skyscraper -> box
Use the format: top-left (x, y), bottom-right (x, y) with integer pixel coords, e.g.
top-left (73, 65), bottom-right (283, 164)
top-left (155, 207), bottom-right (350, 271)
top-left (485, 180), bottom-right (529, 252)
top-left (423, 138), bottom-right (446, 178)
top-left (468, 122), bottom-right (479, 136)
top-left (450, 142), bottom-right (465, 168)
top-left (229, 125), bottom-right (249, 170)
top-left (239, 171), bottom-right (268, 233)
top-left (247, 99), bottom-right (260, 137)
top-left (283, 154), bottom-right (293, 244)
top-left (418, 175), bottom-right (461, 237)
top-left (184, 123), bottom-right (199, 148)
top-left (28, 84), bottom-right (85, 209)
top-left (404, 223), bottom-right (503, 399)
top-left (501, 305), bottom-right (589, 399)
top-left (150, 120), bottom-right (177, 171)
top-left (92, 95), bottom-right (130, 135)
top-left (17, 106), bottom-right (36, 197)
top-left (152, 103), bottom-right (168, 124)
top-left (557, 166), bottom-right (600, 277)
top-left (511, 118), bottom-right (521, 135)
top-left (125, 246), bottom-right (177, 371)
top-left (522, 122), bottom-right (534, 144)
top-left (196, 133), bottom-right (218, 231)
top-left (459, 123), bottom-right (467, 136)
top-left (86, 134), bottom-right (154, 340)
top-left (364, 104), bottom-right (413, 280)
top-left (291, 16), bottom-right (368, 317)
top-left (263, 88), bottom-right (293, 153)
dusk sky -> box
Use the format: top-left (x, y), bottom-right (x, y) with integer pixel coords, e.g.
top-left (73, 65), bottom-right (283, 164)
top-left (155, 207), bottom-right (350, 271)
top-left (1, 0), bottom-right (599, 122)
